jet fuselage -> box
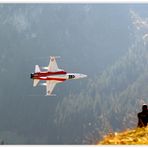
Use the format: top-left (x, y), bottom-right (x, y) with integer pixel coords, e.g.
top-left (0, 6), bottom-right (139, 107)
top-left (30, 56), bottom-right (87, 96)
top-left (30, 71), bottom-right (87, 82)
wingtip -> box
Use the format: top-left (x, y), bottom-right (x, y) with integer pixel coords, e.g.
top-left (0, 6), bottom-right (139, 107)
top-left (45, 94), bottom-right (56, 97)
top-left (50, 56), bottom-right (61, 59)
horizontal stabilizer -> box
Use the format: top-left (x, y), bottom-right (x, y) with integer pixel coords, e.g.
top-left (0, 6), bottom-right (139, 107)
top-left (35, 65), bottom-right (40, 73)
top-left (33, 79), bottom-right (40, 87)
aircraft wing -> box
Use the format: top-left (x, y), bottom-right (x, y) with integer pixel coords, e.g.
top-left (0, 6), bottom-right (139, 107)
top-left (48, 56), bottom-right (59, 72)
top-left (46, 80), bottom-right (58, 96)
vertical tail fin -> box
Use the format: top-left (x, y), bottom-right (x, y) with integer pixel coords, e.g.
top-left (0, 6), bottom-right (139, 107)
top-left (33, 79), bottom-right (40, 87)
top-left (33, 65), bottom-right (40, 87)
top-left (35, 65), bottom-right (40, 73)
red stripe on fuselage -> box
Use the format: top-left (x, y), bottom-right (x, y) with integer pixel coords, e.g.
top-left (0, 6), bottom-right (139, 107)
top-left (37, 77), bottom-right (66, 82)
top-left (32, 71), bottom-right (67, 82)
top-left (34, 71), bottom-right (67, 77)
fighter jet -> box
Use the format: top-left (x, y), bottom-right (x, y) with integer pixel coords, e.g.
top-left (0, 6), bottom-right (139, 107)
top-left (30, 56), bottom-right (87, 96)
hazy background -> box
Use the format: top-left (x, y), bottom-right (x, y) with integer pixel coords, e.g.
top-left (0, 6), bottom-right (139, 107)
top-left (0, 4), bottom-right (148, 144)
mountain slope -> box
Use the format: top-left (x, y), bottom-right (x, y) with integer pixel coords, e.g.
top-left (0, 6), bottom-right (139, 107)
top-left (54, 10), bottom-right (148, 144)
top-left (98, 126), bottom-right (148, 144)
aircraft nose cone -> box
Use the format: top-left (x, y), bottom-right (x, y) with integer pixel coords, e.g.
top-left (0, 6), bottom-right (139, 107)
top-left (83, 74), bottom-right (87, 78)
top-left (80, 74), bottom-right (87, 78)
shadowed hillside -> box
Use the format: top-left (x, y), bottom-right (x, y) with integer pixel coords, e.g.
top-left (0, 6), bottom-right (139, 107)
top-left (54, 9), bottom-right (148, 144)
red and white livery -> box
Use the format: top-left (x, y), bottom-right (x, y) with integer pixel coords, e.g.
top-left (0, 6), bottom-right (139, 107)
top-left (30, 56), bottom-right (87, 96)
